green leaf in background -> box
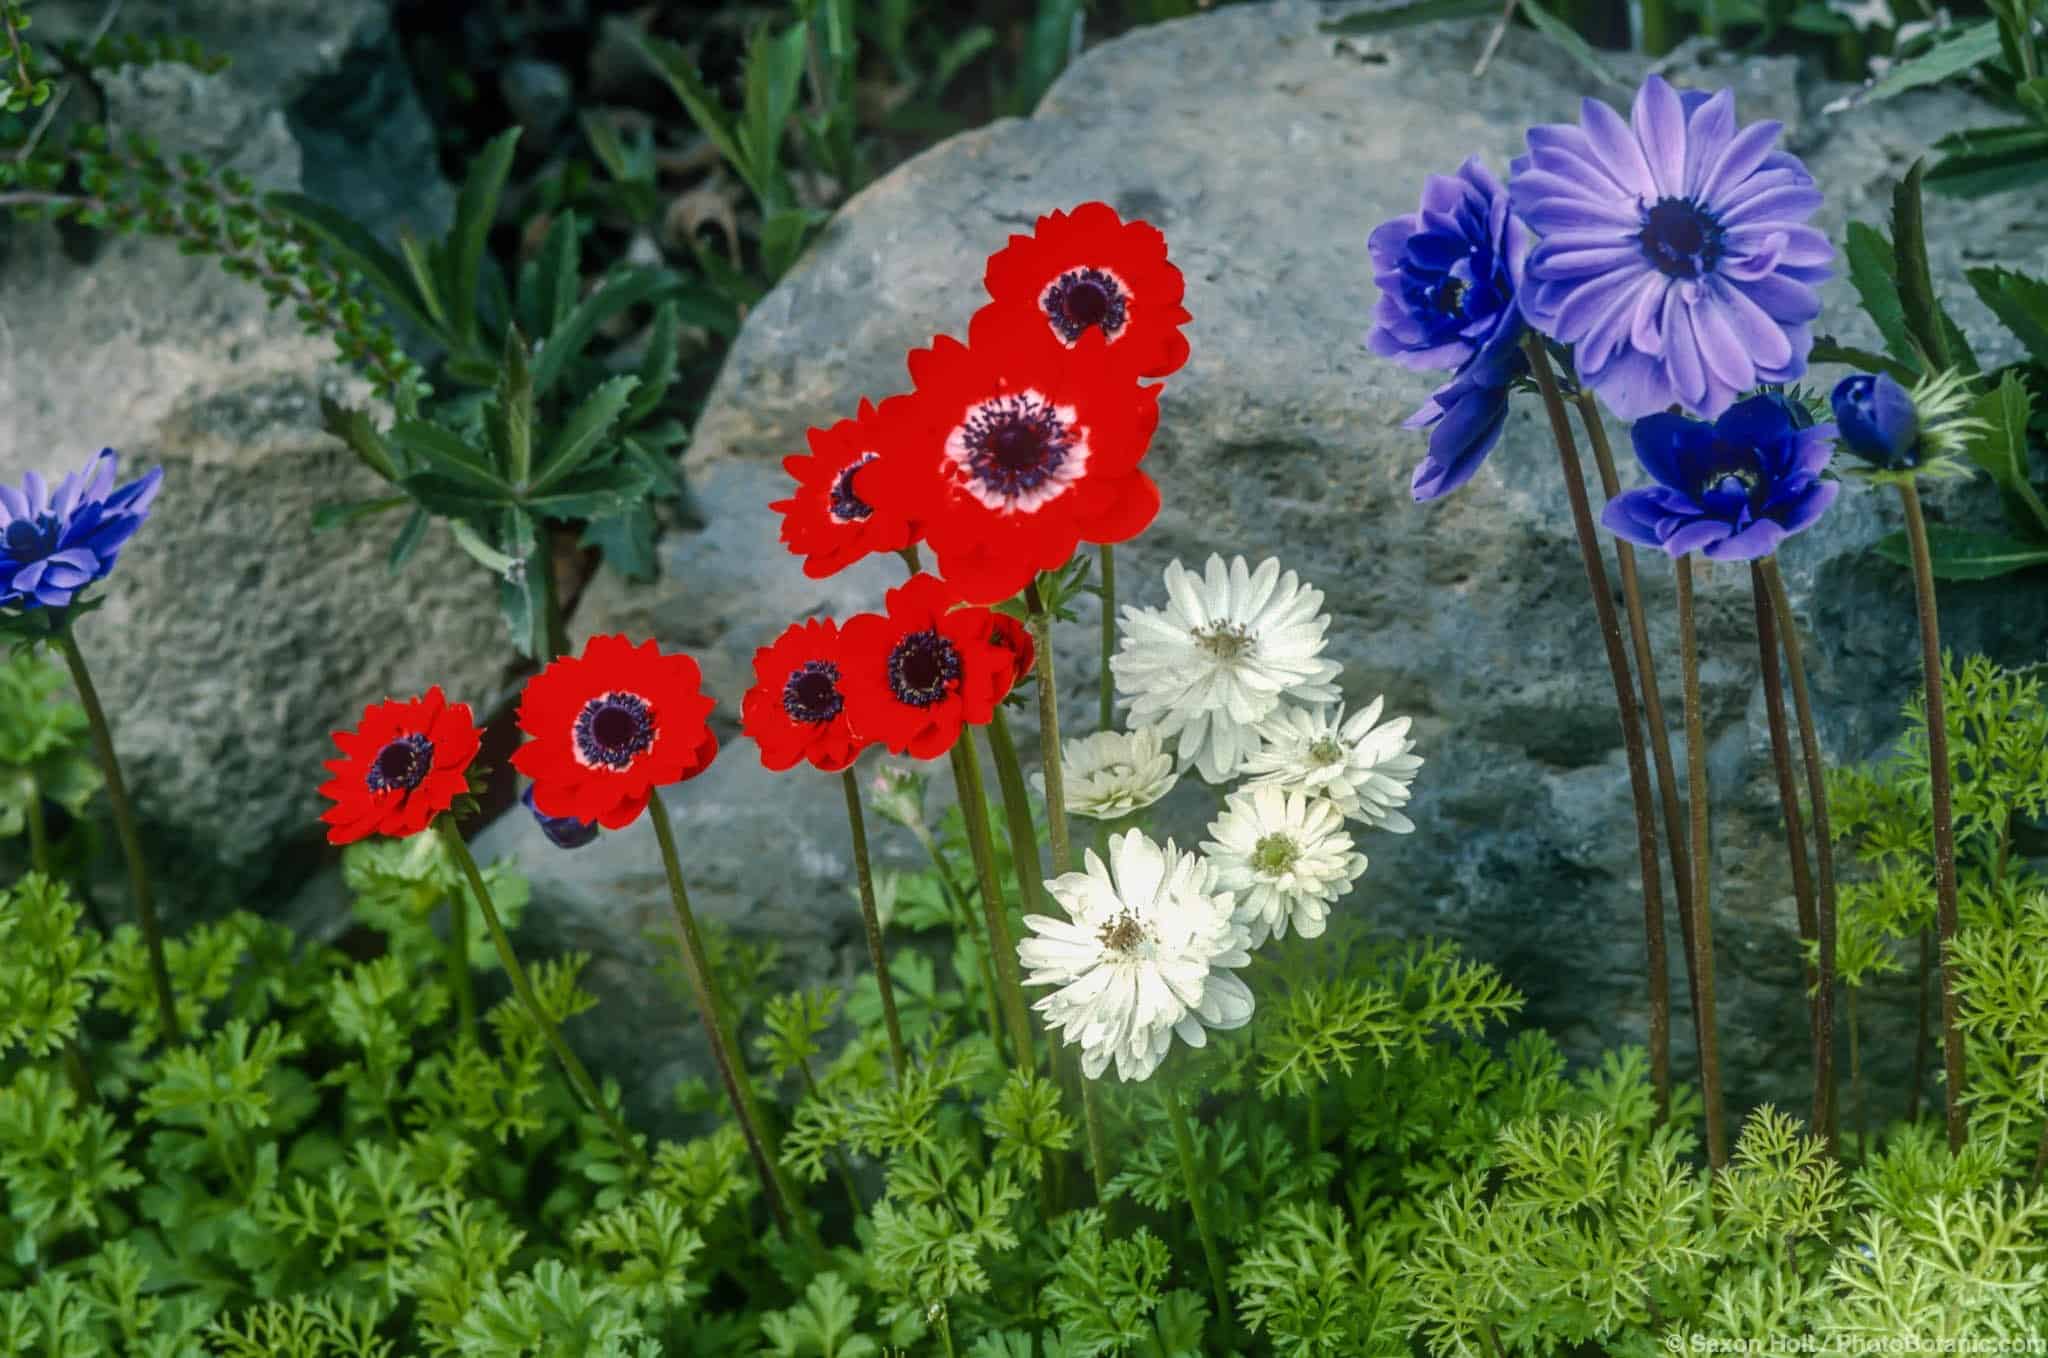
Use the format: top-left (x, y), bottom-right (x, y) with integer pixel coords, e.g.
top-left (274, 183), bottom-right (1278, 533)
top-left (632, 36), bottom-right (750, 196)
top-left (387, 421), bottom-right (512, 496)
top-left (523, 461), bottom-right (657, 523)
top-left (1519, 0), bottom-right (1625, 89)
top-left (1810, 336), bottom-right (1918, 386)
top-left (388, 504), bottom-right (431, 572)
top-left (761, 207), bottom-right (831, 280)
top-left (1858, 20), bottom-right (2001, 102)
top-left (1966, 372), bottom-right (2048, 536)
top-left (1844, 222), bottom-right (1918, 373)
top-left (1013, 0), bottom-right (1084, 114)
top-left (520, 212), bottom-right (582, 341)
top-left (1928, 124), bottom-right (2048, 199)
top-left (932, 25), bottom-right (997, 97)
top-left (319, 396), bottom-right (402, 482)
top-left (1319, 0), bottom-right (1498, 33)
top-left (269, 193), bottom-right (443, 340)
top-left (449, 128), bottom-right (522, 349)
top-left (310, 496), bottom-right (410, 533)
top-left (489, 328), bottom-right (537, 487)
top-left (531, 270), bottom-right (673, 396)
top-left (498, 507), bottom-right (545, 660)
top-left (740, 21), bottom-right (810, 213)
top-left (396, 228), bottom-right (451, 331)
top-left (624, 304), bottom-right (682, 428)
top-left (529, 376), bottom-right (642, 497)
top-left (1873, 525), bottom-right (2048, 579)
top-left (1890, 161), bottom-right (1973, 374)
top-left (1967, 267), bottom-right (2048, 367)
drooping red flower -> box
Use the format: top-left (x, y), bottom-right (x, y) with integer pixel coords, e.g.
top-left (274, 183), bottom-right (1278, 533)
top-left (771, 396), bottom-right (923, 578)
top-left (987, 612), bottom-right (1036, 696)
top-left (838, 574), bottom-right (1012, 759)
top-left (318, 686), bottom-right (481, 845)
top-left (976, 201), bottom-right (1191, 380)
top-left (511, 634), bottom-right (719, 830)
top-left (741, 617), bottom-right (867, 773)
top-left (862, 330), bottom-right (1162, 606)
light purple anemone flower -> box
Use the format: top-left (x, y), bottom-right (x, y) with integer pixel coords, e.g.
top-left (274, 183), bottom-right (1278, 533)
top-left (0, 449), bottom-right (164, 612)
top-left (1510, 75), bottom-right (1832, 421)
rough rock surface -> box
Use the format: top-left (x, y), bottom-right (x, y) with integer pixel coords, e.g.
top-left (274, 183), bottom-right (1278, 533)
top-left (539, 2), bottom-right (2048, 1119)
top-left (0, 1), bottom-right (487, 913)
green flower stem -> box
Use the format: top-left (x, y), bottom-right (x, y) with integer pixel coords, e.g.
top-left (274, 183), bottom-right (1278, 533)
top-left (1758, 556), bottom-right (1841, 1152)
top-left (55, 623), bottom-right (178, 1045)
top-left (1575, 390), bottom-right (1700, 1074)
top-left (1639, 0), bottom-right (1679, 56)
top-left (444, 890), bottom-right (478, 1047)
top-left (915, 823), bottom-right (1006, 1056)
top-left (949, 738), bottom-right (1037, 1069)
top-left (936, 1307), bottom-right (959, 1358)
top-left (1673, 556), bottom-right (1727, 1169)
top-left (1524, 337), bottom-right (1670, 1124)
top-left (1079, 1072), bottom-right (1110, 1203)
top-left (536, 525), bottom-right (569, 662)
top-left (984, 710), bottom-right (1049, 917)
top-left (1749, 562), bottom-right (1824, 1146)
top-left (435, 816), bottom-right (649, 1176)
top-left (1098, 544), bottom-right (1117, 733)
top-left (1161, 1079), bottom-right (1234, 1344)
top-left (1024, 582), bottom-right (1072, 876)
top-left (644, 787), bottom-right (814, 1248)
top-left (841, 768), bottom-right (907, 1084)
top-left (1896, 480), bottom-right (1965, 1151)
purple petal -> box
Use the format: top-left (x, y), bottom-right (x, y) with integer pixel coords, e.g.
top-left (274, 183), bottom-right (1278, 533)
top-left (1602, 488), bottom-right (1677, 548)
top-left (1713, 280), bottom-right (1795, 369)
top-left (1631, 75), bottom-right (1689, 198)
top-left (21, 472), bottom-right (47, 519)
top-left (1632, 412), bottom-right (1712, 491)
top-left (1664, 518), bottom-right (1735, 557)
top-left (1582, 95), bottom-right (1658, 197)
top-left (1702, 119), bottom-right (1783, 203)
top-left (1682, 89), bottom-right (1739, 190)
top-left (1691, 296), bottom-right (1756, 394)
top-left (1703, 518), bottom-right (1788, 560)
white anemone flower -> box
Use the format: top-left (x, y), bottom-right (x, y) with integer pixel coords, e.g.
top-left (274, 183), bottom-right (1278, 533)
top-left (1033, 726), bottom-right (1179, 820)
top-left (1240, 698), bottom-right (1422, 833)
top-left (1111, 555), bottom-right (1342, 783)
top-left (1203, 787), bottom-right (1368, 947)
top-left (1017, 830), bottom-right (1254, 1082)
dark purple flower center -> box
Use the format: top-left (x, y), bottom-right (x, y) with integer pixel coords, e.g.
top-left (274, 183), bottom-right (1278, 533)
top-left (1432, 277), bottom-right (1468, 319)
top-left (829, 454), bottom-right (878, 523)
top-left (365, 734), bottom-right (434, 793)
top-left (1042, 268), bottom-right (1128, 343)
top-left (887, 629), bottom-right (961, 708)
top-left (574, 691), bottom-right (656, 768)
top-left (1638, 197), bottom-right (1726, 280)
top-left (1692, 444), bottom-right (1769, 515)
top-left (4, 515), bottom-right (60, 559)
top-left (959, 395), bottom-right (1076, 503)
top-left (782, 660), bottom-right (844, 724)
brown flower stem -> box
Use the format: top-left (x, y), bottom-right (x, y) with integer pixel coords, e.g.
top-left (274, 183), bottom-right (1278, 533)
top-left (1758, 556), bottom-right (1840, 1152)
top-left (915, 823), bottom-right (1006, 1056)
top-left (1524, 337), bottom-right (1670, 1124)
top-left (1575, 390), bottom-right (1701, 1060)
top-left (56, 623), bottom-right (178, 1046)
top-left (644, 789), bottom-right (816, 1249)
top-left (1896, 480), bottom-right (1965, 1151)
top-left (1024, 581), bottom-right (1073, 876)
top-left (841, 768), bottom-right (906, 1084)
top-left (1674, 556), bottom-right (1728, 1169)
top-left (1751, 562), bottom-right (1826, 1147)
top-left (949, 738), bottom-right (1037, 1069)
top-left (435, 817), bottom-right (650, 1177)
top-left (444, 890), bottom-right (478, 1046)
top-left (1098, 544), bottom-right (1118, 733)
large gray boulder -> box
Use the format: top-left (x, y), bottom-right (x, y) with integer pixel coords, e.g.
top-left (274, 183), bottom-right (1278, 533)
top-left (0, 2), bottom-right (491, 914)
top-left (524, 1), bottom-right (2048, 1121)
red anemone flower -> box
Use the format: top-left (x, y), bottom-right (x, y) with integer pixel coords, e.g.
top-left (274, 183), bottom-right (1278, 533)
top-left (976, 201), bottom-right (1191, 380)
top-left (987, 612), bottom-right (1036, 695)
top-left (772, 396), bottom-right (923, 578)
top-left (318, 686), bottom-right (481, 845)
top-left (839, 574), bottom-right (1011, 759)
top-left (741, 617), bottom-right (867, 773)
top-left (511, 634), bottom-right (719, 830)
top-left (862, 330), bottom-right (1162, 605)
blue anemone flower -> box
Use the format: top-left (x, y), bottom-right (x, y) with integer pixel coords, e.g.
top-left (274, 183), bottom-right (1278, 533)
top-left (1602, 394), bottom-right (1839, 561)
top-left (0, 449), bottom-right (163, 612)
top-left (1365, 157), bottom-right (1530, 502)
top-left (1829, 371), bottom-right (1920, 470)
top-left (1509, 76), bottom-right (1831, 421)
top-left (522, 783), bottom-right (599, 850)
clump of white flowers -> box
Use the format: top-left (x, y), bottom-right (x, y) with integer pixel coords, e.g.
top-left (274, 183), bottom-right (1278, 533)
top-left (1203, 787), bottom-right (1368, 946)
top-left (1035, 726), bottom-right (1179, 820)
top-left (1111, 555), bottom-right (1341, 783)
top-left (1239, 698), bottom-right (1423, 832)
top-left (1017, 830), bottom-right (1254, 1082)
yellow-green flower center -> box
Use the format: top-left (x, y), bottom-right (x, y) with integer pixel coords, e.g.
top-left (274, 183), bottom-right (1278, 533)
top-left (1097, 911), bottom-right (1146, 952)
top-left (1193, 621), bottom-right (1253, 661)
top-left (1252, 833), bottom-right (1300, 876)
top-left (1308, 736), bottom-right (1346, 767)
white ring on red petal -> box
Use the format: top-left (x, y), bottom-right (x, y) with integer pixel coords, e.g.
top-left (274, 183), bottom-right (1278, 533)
top-left (942, 389), bottom-right (1091, 516)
